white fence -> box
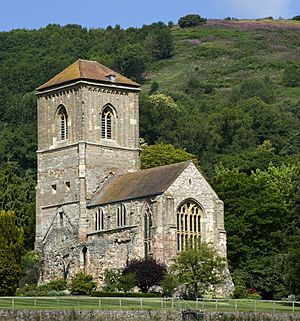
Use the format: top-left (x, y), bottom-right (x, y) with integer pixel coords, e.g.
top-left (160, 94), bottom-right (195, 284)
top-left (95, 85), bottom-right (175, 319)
top-left (0, 297), bottom-right (299, 313)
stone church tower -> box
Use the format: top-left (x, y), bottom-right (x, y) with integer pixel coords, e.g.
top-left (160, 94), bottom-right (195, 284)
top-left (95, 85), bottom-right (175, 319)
top-left (35, 59), bottom-right (233, 295)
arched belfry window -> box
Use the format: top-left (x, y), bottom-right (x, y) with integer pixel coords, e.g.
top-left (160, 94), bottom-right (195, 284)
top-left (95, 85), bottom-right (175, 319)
top-left (116, 203), bottom-right (126, 227)
top-left (177, 200), bottom-right (202, 251)
top-left (101, 105), bottom-right (115, 140)
top-left (57, 105), bottom-right (68, 141)
top-left (144, 203), bottom-right (153, 257)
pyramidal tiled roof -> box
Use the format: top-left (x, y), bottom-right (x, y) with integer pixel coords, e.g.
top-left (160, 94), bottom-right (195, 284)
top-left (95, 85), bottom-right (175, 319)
top-left (37, 59), bottom-right (140, 91)
top-left (88, 161), bottom-right (193, 207)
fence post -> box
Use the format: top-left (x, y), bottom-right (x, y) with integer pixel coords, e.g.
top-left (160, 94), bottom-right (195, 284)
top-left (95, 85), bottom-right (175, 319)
top-left (119, 299), bottom-right (122, 310)
top-left (292, 301), bottom-right (295, 313)
top-left (235, 299), bottom-right (237, 312)
top-left (12, 297), bottom-right (14, 309)
top-left (254, 300), bottom-right (256, 312)
top-left (98, 298), bottom-right (101, 308)
top-left (273, 300), bottom-right (275, 313)
top-left (196, 298), bottom-right (198, 310)
top-left (172, 298), bottom-right (174, 309)
top-left (140, 298), bottom-right (143, 310)
top-left (202, 298), bottom-right (204, 311)
top-left (161, 298), bottom-right (163, 310)
top-left (215, 299), bottom-right (218, 312)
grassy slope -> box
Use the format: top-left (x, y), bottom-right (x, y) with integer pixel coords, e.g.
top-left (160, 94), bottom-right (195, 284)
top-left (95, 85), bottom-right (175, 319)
top-left (144, 19), bottom-right (300, 107)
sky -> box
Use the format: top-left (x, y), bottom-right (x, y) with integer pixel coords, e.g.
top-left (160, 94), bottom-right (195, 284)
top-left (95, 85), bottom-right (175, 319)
top-left (0, 0), bottom-right (299, 31)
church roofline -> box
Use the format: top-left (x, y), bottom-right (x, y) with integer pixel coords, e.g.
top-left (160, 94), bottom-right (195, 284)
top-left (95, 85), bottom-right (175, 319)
top-left (87, 161), bottom-right (193, 207)
top-left (36, 59), bottom-right (141, 92)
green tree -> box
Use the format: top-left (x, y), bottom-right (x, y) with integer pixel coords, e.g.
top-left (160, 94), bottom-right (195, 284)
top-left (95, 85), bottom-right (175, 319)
top-left (0, 162), bottom-right (36, 249)
top-left (178, 14), bottom-right (207, 28)
top-left (285, 229), bottom-right (300, 296)
top-left (171, 243), bottom-right (225, 299)
top-left (141, 142), bottom-right (199, 169)
top-left (114, 44), bottom-right (146, 82)
top-left (161, 273), bottom-right (179, 297)
top-left (145, 24), bottom-right (173, 60)
top-left (69, 272), bottom-right (96, 295)
top-left (117, 272), bottom-right (136, 294)
top-left (140, 93), bottom-right (180, 144)
top-left (230, 78), bottom-right (275, 104)
top-left (212, 163), bottom-right (296, 298)
top-left (0, 210), bottom-right (24, 295)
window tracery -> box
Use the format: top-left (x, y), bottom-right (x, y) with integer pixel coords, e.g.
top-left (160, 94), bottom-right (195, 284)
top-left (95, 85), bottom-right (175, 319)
top-left (101, 105), bottom-right (115, 139)
top-left (57, 105), bottom-right (68, 141)
top-left (177, 200), bottom-right (202, 251)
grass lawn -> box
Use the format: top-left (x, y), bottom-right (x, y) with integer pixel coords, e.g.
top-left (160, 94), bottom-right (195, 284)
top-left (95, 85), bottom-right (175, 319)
top-left (0, 297), bottom-right (299, 314)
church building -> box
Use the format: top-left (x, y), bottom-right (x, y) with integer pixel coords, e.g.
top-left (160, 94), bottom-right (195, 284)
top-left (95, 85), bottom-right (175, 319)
top-left (35, 59), bottom-right (231, 293)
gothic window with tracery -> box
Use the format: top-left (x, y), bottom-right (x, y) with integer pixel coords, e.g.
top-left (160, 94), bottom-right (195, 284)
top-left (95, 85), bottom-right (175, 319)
top-left (116, 203), bottom-right (126, 227)
top-left (95, 208), bottom-right (104, 231)
top-left (57, 105), bottom-right (68, 141)
top-left (101, 105), bottom-right (115, 139)
top-left (144, 204), bottom-right (153, 257)
top-left (177, 200), bottom-right (202, 251)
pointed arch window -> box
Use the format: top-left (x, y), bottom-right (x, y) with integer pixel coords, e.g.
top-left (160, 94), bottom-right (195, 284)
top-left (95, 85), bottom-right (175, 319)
top-left (57, 105), bottom-right (68, 141)
top-left (177, 200), bottom-right (202, 251)
top-left (116, 203), bottom-right (126, 227)
top-left (144, 204), bottom-right (153, 257)
top-left (101, 105), bottom-right (115, 140)
top-left (95, 208), bottom-right (104, 231)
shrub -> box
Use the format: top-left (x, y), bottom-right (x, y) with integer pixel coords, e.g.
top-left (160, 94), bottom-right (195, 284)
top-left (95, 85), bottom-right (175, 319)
top-left (178, 14), bottom-right (207, 28)
top-left (123, 258), bottom-right (166, 293)
top-left (69, 272), bottom-right (96, 295)
top-left (292, 15), bottom-right (300, 21)
top-left (161, 273), bottom-right (179, 297)
top-left (91, 291), bottom-right (160, 297)
top-left (232, 285), bottom-right (249, 299)
top-left (283, 62), bottom-right (300, 87)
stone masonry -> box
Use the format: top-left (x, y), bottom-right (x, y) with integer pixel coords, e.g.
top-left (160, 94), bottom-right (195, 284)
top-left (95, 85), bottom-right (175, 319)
top-left (35, 59), bottom-right (233, 295)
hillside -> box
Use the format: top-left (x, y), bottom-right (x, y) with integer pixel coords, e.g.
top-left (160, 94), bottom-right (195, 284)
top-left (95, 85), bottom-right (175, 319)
top-left (0, 18), bottom-right (299, 299)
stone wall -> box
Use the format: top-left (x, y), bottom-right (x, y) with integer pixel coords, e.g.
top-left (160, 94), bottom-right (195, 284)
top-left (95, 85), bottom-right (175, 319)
top-left (0, 310), bottom-right (298, 321)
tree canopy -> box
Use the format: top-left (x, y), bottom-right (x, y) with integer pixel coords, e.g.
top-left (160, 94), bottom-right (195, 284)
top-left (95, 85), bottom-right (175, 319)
top-left (171, 243), bottom-right (225, 299)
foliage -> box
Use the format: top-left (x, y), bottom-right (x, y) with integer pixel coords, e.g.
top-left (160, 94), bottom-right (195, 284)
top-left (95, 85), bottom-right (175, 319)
top-left (114, 44), bottom-right (146, 82)
top-left (178, 14), bottom-right (207, 28)
top-left (212, 163), bottom-right (297, 298)
top-left (145, 23), bottom-right (173, 60)
top-left (69, 272), bottom-right (96, 295)
top-left (117, 273), bottom-right (136, 294)
top-left (0, 162), bottom-right (36, 249)
top-left (0, 210), bottom-right (24, 295)
top-left (123, 258), bottom-right (166, 293)
top-left (285, 229), bottom-right (300, 296)
top-left (91, 291), bottom-right (160, 297)
top-left (171, 243), bottom-right (226, 299)
top-left (230, 78), bottom-right (275, 104)
top-left (292, 15), bottom-right (300, 21)
top-left (141, 142), bottom-right (199, 169)
top-left (19, 250), bottom-right (40, 287)
top-left (103, 269), bottom-right (121, 292)
top-left (283, 62), bottom-right (300, 87)
top-left (160, 273), bottom-right (179, 297)
top-left (103, 269), bottom-right (136, 293)
top-left (140, 93), bottom-right (181, 144)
